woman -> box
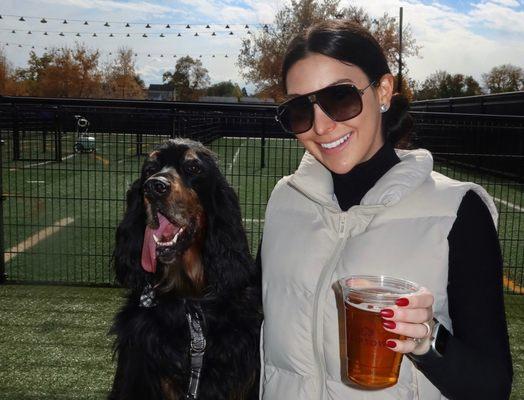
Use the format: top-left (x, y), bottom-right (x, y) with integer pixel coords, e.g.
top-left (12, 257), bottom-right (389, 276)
top-left (258, 20), bottom-right (512, 399)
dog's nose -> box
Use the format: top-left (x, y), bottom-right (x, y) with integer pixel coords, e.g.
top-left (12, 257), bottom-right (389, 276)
top-left (144, 177), bottom-right (170, 198)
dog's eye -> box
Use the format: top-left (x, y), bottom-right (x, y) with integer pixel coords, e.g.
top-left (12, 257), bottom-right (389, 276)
top-left (183, 163), bottom-right (202, 175)
top-left (144, 165), bottom-right (158, 177)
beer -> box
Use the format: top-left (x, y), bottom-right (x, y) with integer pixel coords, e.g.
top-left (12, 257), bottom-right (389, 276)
top-left (345, 298), bottom-right (404, 388)
top-left (338, 276), bottom-right (419, 390)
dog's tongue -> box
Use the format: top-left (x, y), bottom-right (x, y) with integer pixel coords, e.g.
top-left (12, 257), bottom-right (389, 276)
top-left (141, 213), bottom-right (178, 273)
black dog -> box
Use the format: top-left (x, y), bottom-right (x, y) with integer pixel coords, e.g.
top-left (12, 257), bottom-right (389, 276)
top-left (109, 138), bottom-right (261, 400)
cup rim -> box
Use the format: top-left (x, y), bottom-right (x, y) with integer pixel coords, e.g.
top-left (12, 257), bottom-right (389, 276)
top-left (339, 274), bottom-right (419, 304)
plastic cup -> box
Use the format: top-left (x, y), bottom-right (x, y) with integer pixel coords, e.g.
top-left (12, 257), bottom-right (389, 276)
top-left (338, 275), bottom-right (419, 389)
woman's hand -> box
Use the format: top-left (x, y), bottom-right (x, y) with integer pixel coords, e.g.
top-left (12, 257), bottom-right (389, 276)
top-left (380, 287), bottom-right (435, 355)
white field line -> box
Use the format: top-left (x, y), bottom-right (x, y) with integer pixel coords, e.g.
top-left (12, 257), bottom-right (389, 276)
top-left (226, 146), bottom-right (242, 176)
top-left (4, 217), bottom-right (74, 263)
top-left (23, 154), bottom-right (76, 168)
top-left (242, 218), bottom-right (265, 224)
top-left (493, 197), bottom-right (524, 213)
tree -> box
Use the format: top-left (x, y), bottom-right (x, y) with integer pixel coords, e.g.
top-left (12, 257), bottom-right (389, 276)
top-left (163, 56), bottom-right (210, 101)
top-left (103, 47), bottom-right (145, 99)
top-left (482, 64), bottom-right (523, 94)
top-left (205, 80), bottom-right (243, 98)
top-left (413, 70), bottom-right (482, 100)
top-left (15, 45), bottom-right (102, 97)
top-left (237, 0), bottom-right (419, 100)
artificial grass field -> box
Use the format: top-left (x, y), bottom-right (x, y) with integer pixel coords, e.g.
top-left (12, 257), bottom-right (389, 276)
top-left (2, 133), bottom-right (523, 291)
top-left (0, 284), bottom-right (522, 399)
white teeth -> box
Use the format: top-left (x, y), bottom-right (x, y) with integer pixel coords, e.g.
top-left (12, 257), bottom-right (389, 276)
top-left (154, 227), bottom-right (185, 247)
top-left (320, 133), bottom-right (351, 149)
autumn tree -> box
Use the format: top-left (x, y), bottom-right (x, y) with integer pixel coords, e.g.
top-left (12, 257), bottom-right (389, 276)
top-left (482, 64), bottom-right (523, 94)
top-left (0, 47), bottom-right (26, 95)
top-left (237, 0), bottom-right (419, 100)
top-left (162, 56), bottom-right (210, 101)
top-left (413, 70), bottom-right (482, 100)
top-left (15, 45), bottom-right (102, 97)
top-left (206, 80), bottom-right (243, 97)
top-left (103, 47), bottom-right (145, 99)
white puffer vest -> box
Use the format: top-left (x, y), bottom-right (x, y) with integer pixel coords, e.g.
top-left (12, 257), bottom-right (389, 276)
top-left (260, 149), bottom-right (498, 400)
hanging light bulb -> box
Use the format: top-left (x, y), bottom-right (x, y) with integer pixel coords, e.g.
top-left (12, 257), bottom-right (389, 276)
top-left (63, 19), bottom-right (68, 24)
top-left (146, 24), bottom-right (151, 28)
top-left (19, 17), bottom-right (26, 22)
top-left (186, 24), bottom-right (190, 28)
top-left (147, 54), bottom-right (151, 57)
top-left (229, 31), bottom-right (233, 35)
top-left (194, 32), bottom-right (199, 36)
top-left (212, 32), bottom-right (216, 36)
top-left (126, 33), bottom-right (130, 37)
top-left (44, 32), bottom-right (48, 35)
top-left (177, 33), bottom-right (181, 37)
top-left (11, 30), bottom-right (15, 34)
top-left (143, 33), bottom-right (148, 37)
top-left (93, 33), bottom-right (97, 37)
top-left (27, 31), bottom-right (32, 34)
top-left (160, 54), bottom-right (164, 57)
top-left (225, 54), bottom-right (228, 58)
top-left (109, 33), bottom-right (114, 37)
top-left (59, 32), bottom-right (65, 36)
top-left (40, 18), bottom-right (47, 23)
top-left (104, 22), bottom-right (110, 27)
top-left (160, 33), bottom-right (165, 37)
top-left (212, 54), bottom-right (215, 58)
top-left (84, 21), bottom-right (89, 25)
top-left (109, 52), bottom-right (112, 55)
top-left (225, 24), bottom-right (230, 29)
top-left (76, 33), bottom-right (81, 37)
top-left (165, 24), bottom-right (171, 28)
top-left (206, 25), bottom-right (210, 29)
top-left (247, 30), bottom-right (251, 35)
top-left (125, 23), bottom-right (130, 27)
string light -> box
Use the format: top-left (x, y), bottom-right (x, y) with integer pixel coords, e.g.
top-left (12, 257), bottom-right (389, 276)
top-left (40, 18), bottom-right (47, 23)
top-left (63, 19), bottom-right (68, 24)
top-left (19, 17), bottom-right (25, 22)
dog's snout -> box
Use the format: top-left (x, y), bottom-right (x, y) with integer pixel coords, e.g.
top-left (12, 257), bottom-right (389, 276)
top-left (144, 177), bottom-right (170, 198)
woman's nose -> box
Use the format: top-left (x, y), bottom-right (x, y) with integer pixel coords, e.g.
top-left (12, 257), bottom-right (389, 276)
top-left (312, 103), bottom-right (336, 136)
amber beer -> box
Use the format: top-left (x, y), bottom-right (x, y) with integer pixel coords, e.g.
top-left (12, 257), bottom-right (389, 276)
top-left (339, 276), bottom-right (419, 389)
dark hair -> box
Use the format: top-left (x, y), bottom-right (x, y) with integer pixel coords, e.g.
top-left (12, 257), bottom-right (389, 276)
top-left (281, 20), bottom-right (412, 148)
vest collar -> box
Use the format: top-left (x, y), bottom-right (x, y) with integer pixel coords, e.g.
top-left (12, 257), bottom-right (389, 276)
top-left (287, 148), bottom-right (434, 210)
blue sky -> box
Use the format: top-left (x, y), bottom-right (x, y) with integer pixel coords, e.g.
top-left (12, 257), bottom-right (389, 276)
top-left (1, 0), bottom-right (523, 94)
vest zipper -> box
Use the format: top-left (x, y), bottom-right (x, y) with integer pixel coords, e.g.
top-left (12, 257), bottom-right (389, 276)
top-left (311, 214), bottom-right (349, 399)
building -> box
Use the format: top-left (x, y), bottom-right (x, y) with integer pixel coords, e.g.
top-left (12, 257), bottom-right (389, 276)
top-left (147, 84), bottom-right (176, 101)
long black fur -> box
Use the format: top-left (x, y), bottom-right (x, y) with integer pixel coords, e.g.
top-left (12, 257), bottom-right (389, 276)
top-left (109, 139), bottom-right (261, 400)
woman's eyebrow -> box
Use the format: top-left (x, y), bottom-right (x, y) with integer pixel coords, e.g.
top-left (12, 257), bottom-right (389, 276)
top-left (285, 78), bottom-right (355, 98)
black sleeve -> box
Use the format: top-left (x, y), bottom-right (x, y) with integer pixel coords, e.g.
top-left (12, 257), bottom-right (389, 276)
top-left (411, 190), bottom-right (513, 399)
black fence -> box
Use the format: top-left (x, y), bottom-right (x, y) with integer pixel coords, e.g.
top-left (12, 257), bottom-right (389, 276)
top-left (0, 96), bottom-right (523, 294)
top-left (411, 91), bottom-right (524, 116)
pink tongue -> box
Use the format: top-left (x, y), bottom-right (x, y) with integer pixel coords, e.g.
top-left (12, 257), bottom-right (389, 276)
top-left (141, 214), bottom-right (178, 273)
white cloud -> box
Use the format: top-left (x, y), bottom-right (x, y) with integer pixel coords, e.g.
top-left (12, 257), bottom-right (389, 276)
top-left (470, 1), bottom-right (524, 34)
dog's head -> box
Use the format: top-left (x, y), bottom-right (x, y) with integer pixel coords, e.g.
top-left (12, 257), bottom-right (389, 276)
top-left (113, 138), bottom-right (254, 298)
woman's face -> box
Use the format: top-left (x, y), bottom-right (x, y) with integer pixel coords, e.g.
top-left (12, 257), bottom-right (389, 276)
top-left (285, 53), bottom-right (393, 174)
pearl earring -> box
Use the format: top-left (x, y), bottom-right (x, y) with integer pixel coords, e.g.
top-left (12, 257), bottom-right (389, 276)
top-left (380, 104), bottom-right (389, 113)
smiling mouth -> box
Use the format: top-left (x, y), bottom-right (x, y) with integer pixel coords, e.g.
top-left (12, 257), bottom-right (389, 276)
top-left (319, 132), bottom-right (352, 149)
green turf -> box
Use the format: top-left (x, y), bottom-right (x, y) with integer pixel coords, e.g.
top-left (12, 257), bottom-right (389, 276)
top-left (0, 285), bottom-right (522, 399)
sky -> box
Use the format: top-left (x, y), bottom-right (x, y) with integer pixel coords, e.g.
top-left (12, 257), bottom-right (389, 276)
top-left (1, 0), bottom-right (523, 95)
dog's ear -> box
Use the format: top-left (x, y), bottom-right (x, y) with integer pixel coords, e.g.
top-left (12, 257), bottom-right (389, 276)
top-left (202, 174), bottom-right (257, 294)
top-left (113, 178), bottom-right (147, 290)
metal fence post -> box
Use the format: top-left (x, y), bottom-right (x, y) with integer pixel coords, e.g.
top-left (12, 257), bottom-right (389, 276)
top-left (0, 134), bottom-right (6, 284)
top-left (12, 105), bottom-right (20, 161)
top-left (260, 117), bottom-right (266, 169)
top-left (54, 106), bottom-right (62, 162)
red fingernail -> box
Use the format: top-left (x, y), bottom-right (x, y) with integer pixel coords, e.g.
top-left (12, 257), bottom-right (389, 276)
top-left (380, 309), bottom-right (394, 318)
top-left (396, 298), bottom-right (409, 307)
top-left (382, 320), bottom-right (396, 329)
top-left (385, 340), bottom-right (397, 348)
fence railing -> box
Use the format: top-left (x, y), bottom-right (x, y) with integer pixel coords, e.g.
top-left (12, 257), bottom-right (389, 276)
top-left (0, 97), bottom-right (522, 294)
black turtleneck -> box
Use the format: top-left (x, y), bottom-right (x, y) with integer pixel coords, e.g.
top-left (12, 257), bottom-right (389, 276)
top-left (327, 143), bottom-right (513, 399)
top-left (331, 142), bottom-right (400, 211)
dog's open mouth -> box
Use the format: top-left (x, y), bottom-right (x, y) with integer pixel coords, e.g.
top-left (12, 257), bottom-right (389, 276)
top-left (141, 213), bottom-right (185, 272)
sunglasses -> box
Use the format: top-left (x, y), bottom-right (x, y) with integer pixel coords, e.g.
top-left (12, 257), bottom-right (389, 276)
top-left (275, 81), bottom-right (376, 135)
